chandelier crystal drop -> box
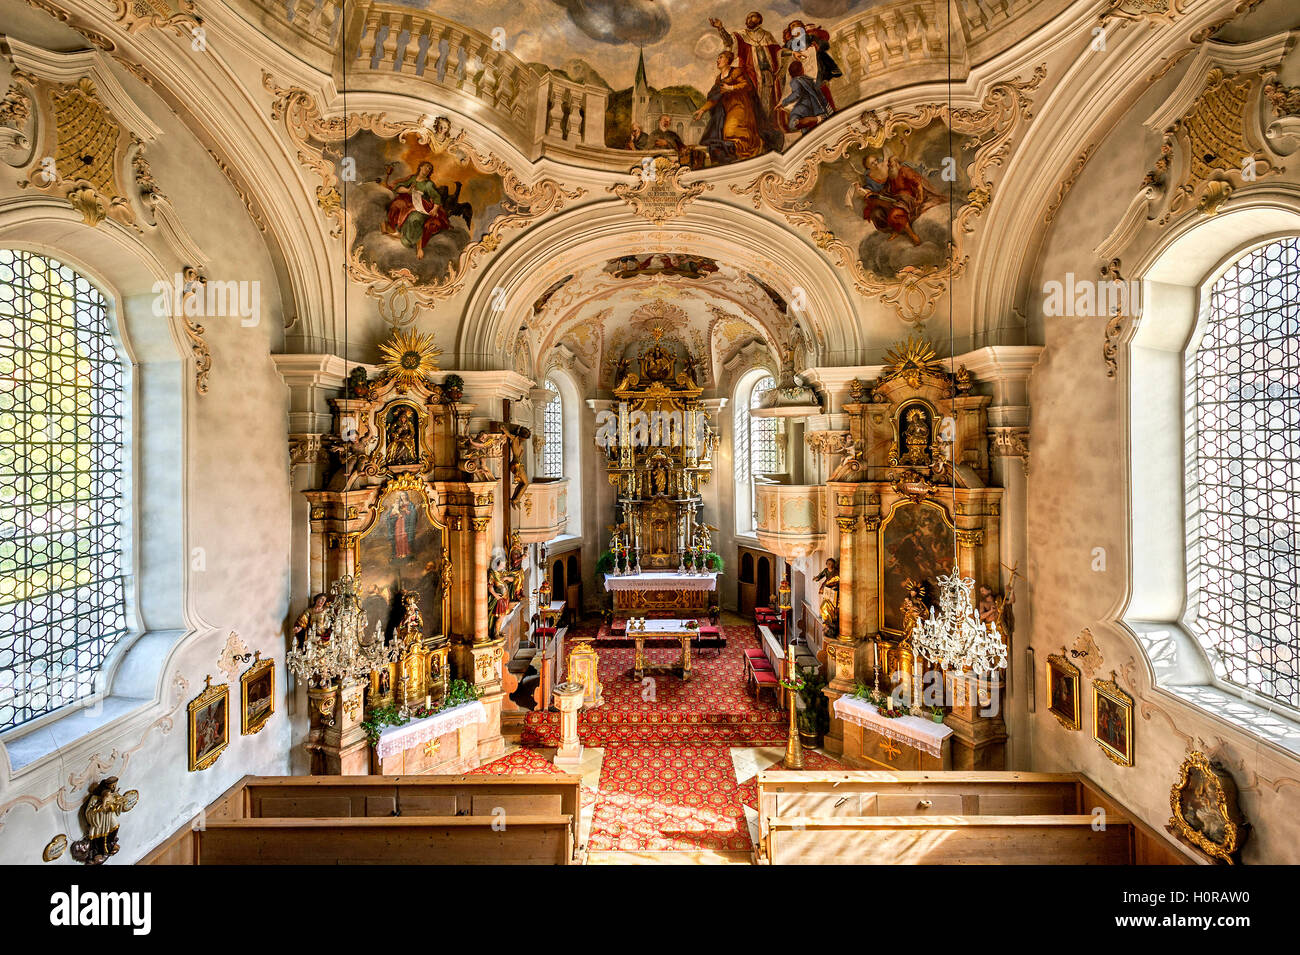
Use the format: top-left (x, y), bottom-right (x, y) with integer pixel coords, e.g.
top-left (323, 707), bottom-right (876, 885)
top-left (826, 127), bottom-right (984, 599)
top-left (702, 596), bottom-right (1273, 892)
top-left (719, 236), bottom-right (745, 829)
top-left (909, 566), bottom-right (1008, 674)
top-left (286, 576), bottom-right (400, 687)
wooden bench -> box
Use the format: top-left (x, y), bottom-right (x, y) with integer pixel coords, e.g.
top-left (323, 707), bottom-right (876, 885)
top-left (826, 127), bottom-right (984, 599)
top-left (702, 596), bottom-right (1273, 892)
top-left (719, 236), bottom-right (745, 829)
top-left (754, 770), bottom-right (1203, 865)
top-left (140, 774), bottom-right (583, 866)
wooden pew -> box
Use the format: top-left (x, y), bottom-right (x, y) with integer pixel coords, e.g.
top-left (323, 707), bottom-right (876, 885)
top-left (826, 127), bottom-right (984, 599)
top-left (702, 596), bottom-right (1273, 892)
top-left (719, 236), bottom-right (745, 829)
top-left (140, 774), bottom-right (582, 866)
top-left (767, 815), bottom-right (1135, 865)
top-left (754, 770), bottom-right (1202, 865)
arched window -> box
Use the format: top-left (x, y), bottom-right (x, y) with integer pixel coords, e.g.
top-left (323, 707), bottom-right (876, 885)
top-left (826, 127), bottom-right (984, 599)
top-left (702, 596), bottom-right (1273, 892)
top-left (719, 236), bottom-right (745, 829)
top-left (734, 370), bottom-right (780, 534)
top-left (541, 377), bottom-right (563, 478)
top-left (750, 375), bottom-right (779, 474)
top-left (1186, 237), bottom-right (1299, 709)
top-left (0, 250), bottom-right (129, 732)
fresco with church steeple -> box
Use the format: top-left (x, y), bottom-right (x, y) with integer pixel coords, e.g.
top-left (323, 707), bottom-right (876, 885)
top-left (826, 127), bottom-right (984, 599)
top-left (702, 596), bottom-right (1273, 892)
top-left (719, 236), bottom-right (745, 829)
top-left (421, 0), bottom-right (881, 167)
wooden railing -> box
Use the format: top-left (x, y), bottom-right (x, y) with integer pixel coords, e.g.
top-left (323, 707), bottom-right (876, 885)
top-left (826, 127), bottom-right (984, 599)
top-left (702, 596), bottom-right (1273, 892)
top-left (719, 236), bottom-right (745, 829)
top-left (755, 770), bottom-right (1205, 865)
top-left (140, 774), bottom-right (583, 865)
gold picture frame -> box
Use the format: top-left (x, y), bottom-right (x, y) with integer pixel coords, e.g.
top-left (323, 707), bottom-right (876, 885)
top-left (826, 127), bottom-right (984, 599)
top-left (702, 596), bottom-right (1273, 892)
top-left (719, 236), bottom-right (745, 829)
top-left (188, 675), bottom-right (229, 772)
top-left (1092, 677), bottom-right (1133, 766)
top-left (240, 651), bottom-right (275, 736)
top-left (1168, 751), bottom-right (1250, 864)
top-left (1045, 653), bottom-right (1081, 730)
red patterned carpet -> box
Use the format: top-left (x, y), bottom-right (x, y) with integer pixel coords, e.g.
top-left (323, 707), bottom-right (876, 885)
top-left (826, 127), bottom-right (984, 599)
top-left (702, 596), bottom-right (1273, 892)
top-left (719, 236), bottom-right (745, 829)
top-left (467, 747), bottom-right (566, 776)
top-left (485, 620), bottom-right (834, 853)
top-left (523, 622), bottom-right (787, 747)
top-left (587, 743), bottom-right (751, 852)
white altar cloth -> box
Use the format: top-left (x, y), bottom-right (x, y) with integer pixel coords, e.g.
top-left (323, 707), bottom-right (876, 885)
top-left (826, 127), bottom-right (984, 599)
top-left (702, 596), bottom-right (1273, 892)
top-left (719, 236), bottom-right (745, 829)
top-left (833, 695), bottom-right (953, 759)
top-left (603, 572), bottom-right (718, 592)
top-left (627, 618), bottom-right (699, 634)
top-left (375, 700), bottom-right (487, 761)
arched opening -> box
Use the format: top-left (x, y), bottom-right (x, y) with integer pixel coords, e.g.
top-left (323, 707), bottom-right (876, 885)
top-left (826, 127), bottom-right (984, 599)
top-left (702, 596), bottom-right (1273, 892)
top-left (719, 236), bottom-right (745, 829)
top-left (1127, 202), bottom-right (1300, 743)
top-left (757, 556), bottom-right (772, 609)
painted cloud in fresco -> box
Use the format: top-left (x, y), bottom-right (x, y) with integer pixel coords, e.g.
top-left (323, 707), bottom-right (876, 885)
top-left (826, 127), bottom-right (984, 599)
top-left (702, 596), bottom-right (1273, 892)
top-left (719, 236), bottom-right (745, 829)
top-left (549, 0), bottom-right (671, 45)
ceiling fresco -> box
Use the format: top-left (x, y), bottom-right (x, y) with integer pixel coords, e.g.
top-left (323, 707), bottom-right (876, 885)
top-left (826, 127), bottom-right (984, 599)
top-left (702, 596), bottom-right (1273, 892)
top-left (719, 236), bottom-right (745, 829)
top-left (393, 0), bottom-right (887, 167)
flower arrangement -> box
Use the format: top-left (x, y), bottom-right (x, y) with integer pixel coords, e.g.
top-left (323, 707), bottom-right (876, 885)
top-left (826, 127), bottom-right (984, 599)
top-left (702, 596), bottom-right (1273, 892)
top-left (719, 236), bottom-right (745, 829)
top-left (360, 679), bottom-right (483, 747)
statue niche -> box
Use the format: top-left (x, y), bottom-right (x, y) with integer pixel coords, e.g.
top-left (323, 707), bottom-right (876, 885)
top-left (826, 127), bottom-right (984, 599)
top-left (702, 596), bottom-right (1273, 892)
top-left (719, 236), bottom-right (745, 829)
top-left (384, 403), bottom-right (421, 467)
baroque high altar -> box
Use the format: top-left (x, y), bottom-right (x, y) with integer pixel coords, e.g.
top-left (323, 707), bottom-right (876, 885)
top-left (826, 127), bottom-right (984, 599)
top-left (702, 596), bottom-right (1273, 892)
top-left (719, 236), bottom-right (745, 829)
top-left (601, 332), bottom-right (720, 616)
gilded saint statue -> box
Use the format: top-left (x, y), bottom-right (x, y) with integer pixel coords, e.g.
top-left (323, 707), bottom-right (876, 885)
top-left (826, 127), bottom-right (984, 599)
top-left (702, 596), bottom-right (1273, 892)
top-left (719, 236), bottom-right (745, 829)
top-left (386, 406), bottom-right (419, 466)
top-left (394, 591), bottom-right (424, 646)
top-left (813, 557), bottom-right (840, 638)
top-left (900, 577), bottom-right (928, 638)
top-left (900, 406), bottom-right (932, 467)
top-left (978, 569), bottom-right (1017, 638)
top-left (70, 777), bottom-right (139, 865)
top-left (488, 560), bottom-right (511, 641)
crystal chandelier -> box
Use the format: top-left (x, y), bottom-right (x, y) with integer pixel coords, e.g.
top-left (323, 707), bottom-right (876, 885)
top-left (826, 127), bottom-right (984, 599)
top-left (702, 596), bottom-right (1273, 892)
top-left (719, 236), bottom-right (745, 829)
top-left (910, 566), bottom-right (1008, 674)
top-left (286, 576), bottom-right (399, 687)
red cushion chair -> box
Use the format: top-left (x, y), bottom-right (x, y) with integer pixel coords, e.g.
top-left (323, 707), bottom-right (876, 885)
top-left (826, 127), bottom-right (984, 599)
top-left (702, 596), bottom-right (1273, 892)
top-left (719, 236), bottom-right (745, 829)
top-left (750, 668), bottom-right (781, 706)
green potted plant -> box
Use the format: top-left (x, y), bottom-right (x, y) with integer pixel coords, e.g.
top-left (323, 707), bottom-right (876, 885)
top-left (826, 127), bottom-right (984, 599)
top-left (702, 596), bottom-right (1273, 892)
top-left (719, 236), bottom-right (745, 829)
top-left (595, 550), bottom-right (616, 576)
top-left (704, 551), bottom-right (724, 574)
top-left (795, 663), bottom-right (829, 748)
top-left (929, 704), bottom-right (946, 724)
top-left (442, 373), bottom-right (464, 403)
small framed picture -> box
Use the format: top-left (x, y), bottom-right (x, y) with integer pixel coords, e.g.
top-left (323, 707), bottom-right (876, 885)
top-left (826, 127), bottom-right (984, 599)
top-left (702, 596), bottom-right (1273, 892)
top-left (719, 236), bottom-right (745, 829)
top-left (1045, 653), bottom-right (1081, 730)
top-left (189, 676), bottom-right (230, 772)
top-left (240, 651), bottom-right (275, 736)
top-left (1093, 677), bottom-right (1134, 766)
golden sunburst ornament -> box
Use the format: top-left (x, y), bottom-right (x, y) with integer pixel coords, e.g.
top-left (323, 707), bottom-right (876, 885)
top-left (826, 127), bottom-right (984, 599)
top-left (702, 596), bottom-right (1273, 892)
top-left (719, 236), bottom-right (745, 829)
top-left (882, 334), bottom-right (945, 383)
top-left (378, 329), bottom-right (442, 390)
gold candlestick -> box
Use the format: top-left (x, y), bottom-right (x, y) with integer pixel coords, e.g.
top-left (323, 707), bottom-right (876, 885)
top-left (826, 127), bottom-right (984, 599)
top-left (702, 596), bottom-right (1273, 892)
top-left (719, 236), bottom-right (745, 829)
top-left (784, 644), bottom-right (804, 769)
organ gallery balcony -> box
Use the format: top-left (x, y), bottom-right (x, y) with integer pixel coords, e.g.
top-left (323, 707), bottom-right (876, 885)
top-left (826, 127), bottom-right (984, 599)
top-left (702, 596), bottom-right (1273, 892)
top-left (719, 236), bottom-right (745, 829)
top-left (754, 483), bottom-right (827, 560)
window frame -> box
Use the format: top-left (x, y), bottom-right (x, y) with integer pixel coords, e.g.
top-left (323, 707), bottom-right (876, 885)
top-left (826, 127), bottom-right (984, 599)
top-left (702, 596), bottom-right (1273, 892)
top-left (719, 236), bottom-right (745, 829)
top-left (0, 249), bottom-right (136, 735)
top-left (541, 376), bottom-right (563, 479)
top-left (1182, 237), bottom-right (1300, 712)
top-left (1124, 207), bottom-right (1300, 757)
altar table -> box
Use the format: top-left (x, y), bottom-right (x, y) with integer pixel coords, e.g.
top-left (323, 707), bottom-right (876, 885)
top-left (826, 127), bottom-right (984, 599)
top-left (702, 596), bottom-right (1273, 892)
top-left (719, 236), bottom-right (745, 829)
top-left (372, 700), bottom-right (488, 774)
top-left (603, 571), bottom-right (718, 615)
top-left (628, 618), bottom-right (699, 682)
top-left (832, 695), bottom-right (953, 771)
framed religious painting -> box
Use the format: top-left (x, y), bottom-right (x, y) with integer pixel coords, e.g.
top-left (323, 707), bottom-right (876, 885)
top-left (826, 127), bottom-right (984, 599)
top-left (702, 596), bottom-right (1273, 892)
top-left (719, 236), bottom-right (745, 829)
top-left (240, 651), bottom-right (275, 736)
top-left (188, 676), bottom-right (230, 771)
top-left (1168, 751), bottom-right (1250, 864)
top-left (878, 499), bottom-right (955, 637)
top-left (1092, 677), bottom-right (1133, 765)
top-left (355, 474), bottom-right (451, 644)
top-left (1045, 653), bottom-right (1081, 730)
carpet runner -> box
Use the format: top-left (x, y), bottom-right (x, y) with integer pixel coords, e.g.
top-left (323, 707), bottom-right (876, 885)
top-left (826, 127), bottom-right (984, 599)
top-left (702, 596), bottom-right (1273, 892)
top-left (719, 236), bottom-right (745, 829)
top-left (471, 620), bottom-right (837, 853)
top-left (522, 622), bottom-right (787, 747)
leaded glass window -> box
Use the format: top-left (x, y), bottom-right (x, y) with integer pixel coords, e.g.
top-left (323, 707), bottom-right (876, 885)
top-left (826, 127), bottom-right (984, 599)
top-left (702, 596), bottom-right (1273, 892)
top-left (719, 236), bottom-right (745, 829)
top-left (1187, 236), bottom-right (1300, 709)
top-left (0, 250), bottom-right (129, 732)
top-left (542, 377), bottom-right (562, 478)
top-left (751, 375), bottom-right (779, 474)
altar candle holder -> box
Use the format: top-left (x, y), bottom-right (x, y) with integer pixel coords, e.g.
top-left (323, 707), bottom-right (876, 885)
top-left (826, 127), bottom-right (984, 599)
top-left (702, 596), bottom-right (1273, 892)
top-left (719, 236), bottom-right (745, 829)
top-left (632, 544), bottom-right (642, 576)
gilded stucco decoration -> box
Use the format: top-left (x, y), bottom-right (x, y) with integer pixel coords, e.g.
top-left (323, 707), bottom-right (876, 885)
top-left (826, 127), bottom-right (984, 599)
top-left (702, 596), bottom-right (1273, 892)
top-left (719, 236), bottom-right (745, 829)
top-left (18, 78), bottom-right (135, 227)
top-left (608, 156), bottom-right (713, 225)
top-left (733, 67), bottom-right (1046, 323)
top-left (1100, 0), bottom-right (1189, 25)
top-left (1156, 68), bottom-right (1276, 224)
top-left (110, 0), bottom-right (202, 36)
top-left (263, 74), bottom-right (584, 307)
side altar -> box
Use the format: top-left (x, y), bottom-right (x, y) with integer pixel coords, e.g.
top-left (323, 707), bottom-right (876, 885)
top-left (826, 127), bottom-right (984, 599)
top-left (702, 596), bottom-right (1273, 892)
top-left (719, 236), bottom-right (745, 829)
top-left (287, 331), bottom-right (522, 776)
top-left (599, 331), bottom-right (721, 615)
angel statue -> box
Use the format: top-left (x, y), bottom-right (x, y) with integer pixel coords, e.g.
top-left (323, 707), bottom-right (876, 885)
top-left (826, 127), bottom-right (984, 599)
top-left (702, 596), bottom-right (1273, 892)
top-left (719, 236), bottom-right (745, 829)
top-left (71, 777), bottom-right (139, 865)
